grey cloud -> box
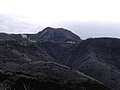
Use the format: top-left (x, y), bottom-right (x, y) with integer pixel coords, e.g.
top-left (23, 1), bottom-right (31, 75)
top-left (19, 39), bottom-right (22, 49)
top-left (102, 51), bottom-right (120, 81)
top-left (50, 22), bottom-right (120, 39)
top-left (1, 14), bottom-right (120, 40)
top-left (0, 14), bottom-right (39, 34)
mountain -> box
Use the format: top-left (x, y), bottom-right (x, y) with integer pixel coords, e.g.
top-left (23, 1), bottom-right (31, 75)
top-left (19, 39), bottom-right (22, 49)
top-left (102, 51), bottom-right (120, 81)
top-left (64, 38), bottom-right (120, 90)
top-left (0, 40), bottom-right (110, 90)
top-left (44, 38), bottom-right (120, 90)
top-left (34, 27), bottom-right (81, 42)
top-left (1, 27), bottom-right (120, 90)
top-left (0, 27), bottom-right (81, 43)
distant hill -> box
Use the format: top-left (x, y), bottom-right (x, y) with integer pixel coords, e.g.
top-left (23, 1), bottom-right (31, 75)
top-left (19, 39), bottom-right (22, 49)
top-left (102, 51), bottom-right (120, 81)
top-left (35, 27), bottom-right (81, 42)
top-left (0, 27), bottom-right (81, 43)
top-left (1, 27), bottom-right (120, 90)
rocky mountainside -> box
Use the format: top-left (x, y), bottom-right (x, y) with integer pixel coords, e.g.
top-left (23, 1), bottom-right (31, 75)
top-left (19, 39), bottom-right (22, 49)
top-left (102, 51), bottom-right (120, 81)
top-left (31, 38), bottom-right (120, 90)
top-left (0, 40), bottom-right (110, 90)
top-left (60, 38), bottom-right (120, 90)
top-left (1, 27), bottom-right (119, 90)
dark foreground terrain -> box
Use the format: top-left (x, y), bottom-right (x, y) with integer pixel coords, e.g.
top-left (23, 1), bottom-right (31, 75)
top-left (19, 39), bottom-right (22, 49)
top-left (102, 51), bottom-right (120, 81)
top-left (0, 27), bottom-right (119, 90)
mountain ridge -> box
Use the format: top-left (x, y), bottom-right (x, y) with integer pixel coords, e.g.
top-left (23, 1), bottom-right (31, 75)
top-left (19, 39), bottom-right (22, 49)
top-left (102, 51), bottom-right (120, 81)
top-left (0, 27), bottom-right (81, 43)
top-left (1, 27), bottom-right (120, 90)
top-left (0, 38), bottom-right (112, 90)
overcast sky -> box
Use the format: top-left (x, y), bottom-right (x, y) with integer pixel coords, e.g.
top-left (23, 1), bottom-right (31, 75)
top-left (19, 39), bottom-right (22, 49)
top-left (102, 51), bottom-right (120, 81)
top-left (0, 0), bottom-right (120, 39)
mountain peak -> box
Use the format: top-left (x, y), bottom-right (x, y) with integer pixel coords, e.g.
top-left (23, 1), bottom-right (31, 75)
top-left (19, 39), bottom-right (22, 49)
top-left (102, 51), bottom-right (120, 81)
top-left (37, 27), bottom-right (81, 42)
top-left (43, 27), bottom-right (68, 31)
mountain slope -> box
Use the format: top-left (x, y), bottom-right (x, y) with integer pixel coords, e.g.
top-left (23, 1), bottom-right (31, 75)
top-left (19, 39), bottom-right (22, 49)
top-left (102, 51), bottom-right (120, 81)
top-left (0, 40), bottom-right (111, 90)
top-left (1, 28), bottom-right (120, 90)
top-left (61, 38), bottom-right (120, 90)
top-left (37, 38), bottom-right (120, 90)
top-left (0, 61), bottom-right (110, 90)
